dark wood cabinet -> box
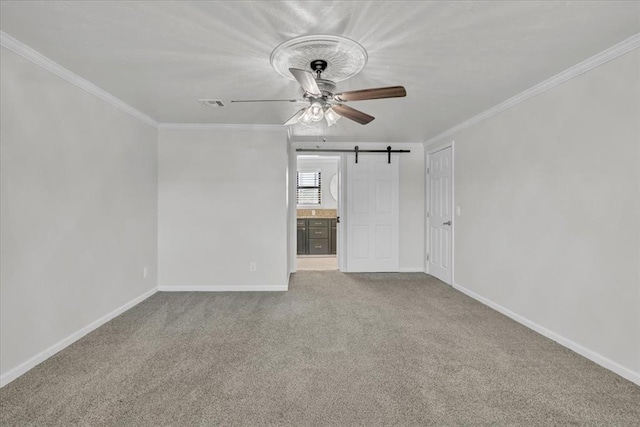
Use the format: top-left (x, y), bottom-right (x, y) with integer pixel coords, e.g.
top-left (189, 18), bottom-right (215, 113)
top-left (307, 219), bottom-right (328, 228)
top-left (297, 218), bottom-right (336, 255)
top-left (309, 227), bottom-right (328, 239)
top-left (308, 239), bottom-right (329, 254)
top-left (296, 220), bottom-right (307, 255)
top-left (308, 219), bottom-right (329, 254)
top-left (330, 219), bottom-right (337, 254)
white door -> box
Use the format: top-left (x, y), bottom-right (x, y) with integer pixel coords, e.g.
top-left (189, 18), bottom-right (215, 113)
top-left (345, 153), bottom-right (399, 272)
top-left (336, 157), bottom-right (344, 271)
top-left (428, 147), bottom-right (453, 284)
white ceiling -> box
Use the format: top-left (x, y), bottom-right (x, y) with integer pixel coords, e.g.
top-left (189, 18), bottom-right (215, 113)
top-left (1, 1), bottom-right (638, 142)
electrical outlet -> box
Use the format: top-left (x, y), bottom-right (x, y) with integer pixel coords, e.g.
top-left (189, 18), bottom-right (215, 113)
top-left (249, 262), bottom-right (257, 272)
top-left (143, 267), bottom-right (148, 279)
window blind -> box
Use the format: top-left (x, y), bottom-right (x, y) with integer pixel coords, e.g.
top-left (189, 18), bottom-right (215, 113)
top-left (297, 171), bottom-right (321, 205)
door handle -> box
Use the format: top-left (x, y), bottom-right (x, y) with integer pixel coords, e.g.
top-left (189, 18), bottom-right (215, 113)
top-left (443, 221), bottom-right (451, 226)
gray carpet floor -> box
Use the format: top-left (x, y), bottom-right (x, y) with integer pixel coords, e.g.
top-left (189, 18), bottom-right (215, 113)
top-left (1, 272), bottom-right (639, 426)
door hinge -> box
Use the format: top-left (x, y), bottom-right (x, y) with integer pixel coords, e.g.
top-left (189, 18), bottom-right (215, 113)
top-left (427, 167), bottom-right (430, 174)
top-left (427, 211), bottom-right (430, 218)
top-left (426, 253), bottom-right (430, 261)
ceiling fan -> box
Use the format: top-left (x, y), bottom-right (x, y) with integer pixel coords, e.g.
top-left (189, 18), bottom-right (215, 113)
top-left (230, 59), bottom-right (406, 127)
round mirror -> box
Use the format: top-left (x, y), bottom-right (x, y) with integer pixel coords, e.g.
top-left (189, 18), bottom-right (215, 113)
top-left (330, 174), bottom-right (338, 201)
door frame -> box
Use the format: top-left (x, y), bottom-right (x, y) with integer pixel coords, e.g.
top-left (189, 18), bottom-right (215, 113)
top-left (289, 144), bottom-right (345, 273)
top-left (425, 141), bottom-right (455, 285)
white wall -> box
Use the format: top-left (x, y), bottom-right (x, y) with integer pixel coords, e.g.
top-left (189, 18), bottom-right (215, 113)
top-left (0, 47), bottom-right (158, 381)
top-left (158, 127), bottom-right (290, 290)
top-left (427, 50), bottom-right (639, 382)
top-left (293, 142), bottom-right (425, 271)
top-left (297, 157), bottom-right (339, 209)
top-left (397, 143), bottom-right (425, 271)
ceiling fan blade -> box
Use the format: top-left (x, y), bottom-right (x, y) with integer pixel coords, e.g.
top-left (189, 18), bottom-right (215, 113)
top-left (332, 104), bottom-right (375, 125)
top-left (284, 108), bottom-right (307, 126)
top-left (334, 86), bottom-right (406, 102)
top-left (230, 99), bottom-right (302, 103)
top-left (289, 68), bottom-right (322, 97)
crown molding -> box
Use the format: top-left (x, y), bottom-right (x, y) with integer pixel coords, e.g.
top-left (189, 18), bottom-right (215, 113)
top-left (158, 123), bottom-right (286, 131)
top-left (424, 32), bottom-right (640, 146)
top-left (4, 28), bottom-right (636, 137)
top-left (0, 31), bottom-right (159, 129)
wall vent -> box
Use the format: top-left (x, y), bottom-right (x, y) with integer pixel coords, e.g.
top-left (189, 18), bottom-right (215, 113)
top-left (198, 99), bottom-right (225, 108)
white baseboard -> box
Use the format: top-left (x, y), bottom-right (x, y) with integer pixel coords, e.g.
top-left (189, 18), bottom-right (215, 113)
top-left (398, 267), bottom-right (426, 273)
top-left (0, 286), bottom-right (158, 388)
top-left (158, 284), bottom-right (288, 292)
top-left (453, 282), bottom-right (640, 386)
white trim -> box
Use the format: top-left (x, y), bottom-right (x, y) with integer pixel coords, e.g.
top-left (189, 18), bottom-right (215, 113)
top-left (158, 123), bottom-right (285, 131)
top-left (451, 143), bottom-right (455, 286)
top-left (297, 156), bottom-right (342, 162)
top-left (0, 31), bottom-right (158, 129)
top-left (290, 137), bottom-right (424, 145)
top-left (398, 268), bottom-right (425, 273)
top-left (0, 287), bottom-right (158, 388)
top-left (337, 154), bottom-right (345, 271)
top-left (289, 141), bottom-right (298, 273)
top-left (158, 285), bottom-right (288, 292)
top-left (425, 33), bottom-right (640, 147)
top-left (453, 282), bottom-right (640, 387)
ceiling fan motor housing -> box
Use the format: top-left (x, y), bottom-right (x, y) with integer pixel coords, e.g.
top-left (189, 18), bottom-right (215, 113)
top-left (316, 78), bottom-right (336, 96)
top-left (300, 78), bottom-right (336, 100)
top-left (310, 59), bottom-right (328, 72)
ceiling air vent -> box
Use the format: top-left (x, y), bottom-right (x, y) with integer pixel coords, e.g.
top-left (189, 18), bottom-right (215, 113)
top-left (198, 99), bottom-right (225, 108)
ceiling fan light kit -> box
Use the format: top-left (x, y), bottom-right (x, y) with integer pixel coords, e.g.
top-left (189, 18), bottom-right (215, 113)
top-left (324, 107), bottom-right (341, 127)
top-left (231, 34), bottom-right (406, 127)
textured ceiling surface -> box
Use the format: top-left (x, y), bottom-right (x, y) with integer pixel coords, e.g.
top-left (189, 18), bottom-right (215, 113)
top-left (1, 1), bottom-right (638, 142)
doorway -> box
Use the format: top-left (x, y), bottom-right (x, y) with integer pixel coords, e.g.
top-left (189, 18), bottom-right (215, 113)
top-left (296, 155), bottom-right (340, 271)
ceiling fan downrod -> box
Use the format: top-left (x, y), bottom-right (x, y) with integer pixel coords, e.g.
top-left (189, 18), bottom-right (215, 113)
top-left (310, 59), bottom-right (328, 79)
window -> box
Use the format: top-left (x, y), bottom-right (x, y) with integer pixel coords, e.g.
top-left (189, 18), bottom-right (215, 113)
top-left (297, 171), bottom-right (321, 205)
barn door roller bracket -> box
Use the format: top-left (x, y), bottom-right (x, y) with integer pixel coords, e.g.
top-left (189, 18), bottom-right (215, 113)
top-left (296, 146), bottom-right (410, 164)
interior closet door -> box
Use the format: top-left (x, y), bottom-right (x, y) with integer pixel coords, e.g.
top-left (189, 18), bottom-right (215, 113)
top-left (428, 146), bottom-right (453, 284)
